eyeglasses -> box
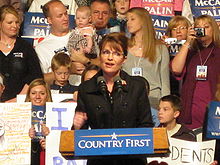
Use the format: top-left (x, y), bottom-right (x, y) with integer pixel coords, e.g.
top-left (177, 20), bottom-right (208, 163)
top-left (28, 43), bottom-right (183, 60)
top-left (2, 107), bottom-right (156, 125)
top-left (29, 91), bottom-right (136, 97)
top-left (101, 50), bottom-right (124, 58)
top-left (172, 26), bottom-right (187, 31)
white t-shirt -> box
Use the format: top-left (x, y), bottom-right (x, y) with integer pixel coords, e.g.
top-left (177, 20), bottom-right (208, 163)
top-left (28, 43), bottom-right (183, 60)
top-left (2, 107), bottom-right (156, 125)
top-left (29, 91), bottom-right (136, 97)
top-left (28, 0), bottom-right (78, 15)
top-left (35, 32), bottom-right (71, 73)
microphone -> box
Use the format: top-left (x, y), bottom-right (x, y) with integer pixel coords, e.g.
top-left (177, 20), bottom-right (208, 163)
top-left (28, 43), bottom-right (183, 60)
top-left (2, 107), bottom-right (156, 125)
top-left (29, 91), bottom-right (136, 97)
top-left (97, 76), bottom-right (113, 104)
top-left (113, 76), bottom-right (123, 93)
top-left (97, 76), bottom-right (108, 94)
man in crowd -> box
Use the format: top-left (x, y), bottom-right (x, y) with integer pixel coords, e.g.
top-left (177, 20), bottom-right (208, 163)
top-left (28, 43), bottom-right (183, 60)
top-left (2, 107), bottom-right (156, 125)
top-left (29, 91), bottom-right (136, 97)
top-left (35, 0), bottom-right (85, 85)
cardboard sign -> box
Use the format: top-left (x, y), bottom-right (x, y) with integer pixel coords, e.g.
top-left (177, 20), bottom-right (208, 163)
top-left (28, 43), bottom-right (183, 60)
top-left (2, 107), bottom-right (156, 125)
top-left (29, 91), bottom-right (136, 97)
top-left (74, 128), bottom-right (154, 156)
top-left (206, 101), bottom-right (220, 139)
top-left (0, 103), bottom-right (32, 165)
top-left (45, 103), bottom-right (87, 165)
top-left (148, 138), bottom-right (216, 165)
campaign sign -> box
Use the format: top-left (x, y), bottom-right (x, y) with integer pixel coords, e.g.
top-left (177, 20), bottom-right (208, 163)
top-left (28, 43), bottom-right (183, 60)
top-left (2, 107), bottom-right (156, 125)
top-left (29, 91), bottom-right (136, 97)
top-left (152, 15), bottom-right (171, 39)
top-left (190, 0), bottom-right (220, 21)
top-left (31, 105), bottom-right (46, 142)
top-left (22, 12), bottom-right (75, 37)
top-left (46, 102), bottom-right (87, 165)
top-left (74, 128), bottom-right (153, 156)
top-left (168, 40), bottom-right (186, 56)
top-left (130, 0), bottom-right (175, 16)
top-left (206, 101), bottom-right (220, 139)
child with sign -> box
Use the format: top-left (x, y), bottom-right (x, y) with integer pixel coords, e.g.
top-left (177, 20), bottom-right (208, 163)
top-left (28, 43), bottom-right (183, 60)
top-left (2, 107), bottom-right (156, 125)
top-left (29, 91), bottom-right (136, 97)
top-left (27, 78), bottom-right (52, 165)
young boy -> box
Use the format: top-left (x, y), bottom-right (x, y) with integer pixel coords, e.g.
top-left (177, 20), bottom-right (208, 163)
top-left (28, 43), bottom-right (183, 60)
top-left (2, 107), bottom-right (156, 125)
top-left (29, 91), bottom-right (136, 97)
top-left (158, 95), bottom-right (196, 141)
top-left (113, 0), bottom-right (130, 32)
top-left (50, 52), bottom-right (78, 94)
top-left (67, 6), bottom-right (97, 57)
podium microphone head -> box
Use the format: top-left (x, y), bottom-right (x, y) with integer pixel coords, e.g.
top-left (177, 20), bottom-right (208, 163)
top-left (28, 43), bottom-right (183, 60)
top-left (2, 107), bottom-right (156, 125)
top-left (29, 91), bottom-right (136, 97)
top-left (97, 76), bottom-right (107, 93)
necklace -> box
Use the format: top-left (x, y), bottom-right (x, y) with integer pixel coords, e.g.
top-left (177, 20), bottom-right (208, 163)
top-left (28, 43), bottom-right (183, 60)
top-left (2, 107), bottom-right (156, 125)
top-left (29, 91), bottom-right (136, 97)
top-left (0, 40), bottom-right (15, 48)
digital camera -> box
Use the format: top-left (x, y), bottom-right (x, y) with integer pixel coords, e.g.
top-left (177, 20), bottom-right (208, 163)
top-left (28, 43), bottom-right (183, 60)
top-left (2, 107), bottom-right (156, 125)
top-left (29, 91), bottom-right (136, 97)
top-left (194, 27), bottom-right (205, 37)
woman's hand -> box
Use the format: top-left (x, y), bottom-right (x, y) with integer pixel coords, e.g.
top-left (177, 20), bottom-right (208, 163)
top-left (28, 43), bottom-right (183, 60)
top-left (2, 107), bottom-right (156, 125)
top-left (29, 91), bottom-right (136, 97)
top-left (29, 125), bottom-right (36, 139)
top-left (185, 26), bottom-right (196, 46)
top-left (40, 138), bottom-right (46, 150)
top-left (73, 112), bottom-right (88, 130)
top-left (41, 123), bottom-right (50, 136)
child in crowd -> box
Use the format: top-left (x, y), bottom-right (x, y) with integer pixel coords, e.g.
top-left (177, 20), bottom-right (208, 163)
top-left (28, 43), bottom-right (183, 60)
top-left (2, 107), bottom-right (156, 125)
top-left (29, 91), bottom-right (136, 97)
top-left (0, 74), bottom-right (5, 101)
top-left (112, 0), bottom-right (130, 32)
top-left (81, 64), bottom-right (100, 82)
top-left (67, 6), bottom-right (97, 58)
top-left (158, 95), bottom-right (196, 141)
top-left (50, 52), bottom-right (78, 94)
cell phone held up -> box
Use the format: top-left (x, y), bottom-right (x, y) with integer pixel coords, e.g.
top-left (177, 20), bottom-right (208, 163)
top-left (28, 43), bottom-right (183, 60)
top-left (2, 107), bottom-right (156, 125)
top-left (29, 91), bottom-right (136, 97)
top-left (194, 27), bottom-right (205, 37)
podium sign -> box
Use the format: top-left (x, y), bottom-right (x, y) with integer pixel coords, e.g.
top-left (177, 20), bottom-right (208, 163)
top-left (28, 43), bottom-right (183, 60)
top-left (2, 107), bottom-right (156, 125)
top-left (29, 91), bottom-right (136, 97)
top-left (74, 128), bottom-right (153, 156)
top-left (206, 101), bottom-right (220, 139)
top-left (60, 128), bottom-right (169, 159)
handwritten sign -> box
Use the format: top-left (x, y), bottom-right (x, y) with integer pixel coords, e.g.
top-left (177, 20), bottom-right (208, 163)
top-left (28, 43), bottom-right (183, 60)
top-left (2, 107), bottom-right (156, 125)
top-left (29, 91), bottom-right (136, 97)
top-left (147, 138), bottom-right (216, 165)
top-left (46, 102), bottom-right (87, 165)
top-left (0, 103), bottom-right (32, 165)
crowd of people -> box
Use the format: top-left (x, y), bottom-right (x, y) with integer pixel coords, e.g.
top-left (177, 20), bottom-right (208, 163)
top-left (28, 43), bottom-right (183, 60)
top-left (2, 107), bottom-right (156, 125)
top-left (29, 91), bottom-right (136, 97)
top-left (0, 0), bottom-right (220, 165)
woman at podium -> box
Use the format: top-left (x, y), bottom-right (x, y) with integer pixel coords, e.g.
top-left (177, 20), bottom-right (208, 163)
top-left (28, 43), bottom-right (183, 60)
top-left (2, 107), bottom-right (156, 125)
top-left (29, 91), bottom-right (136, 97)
top-left (73, 32), bottom-right (154, 165)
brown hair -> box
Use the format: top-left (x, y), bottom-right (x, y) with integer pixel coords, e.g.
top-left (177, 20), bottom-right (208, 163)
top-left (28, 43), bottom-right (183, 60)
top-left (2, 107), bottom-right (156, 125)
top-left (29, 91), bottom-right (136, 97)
top-left (99, 32), bottom-right (128, 56)
top-left (166, 16), bottom-right (191, 37)
top-left (160, 95), bottom-right (182, 112)
top-left (51, 52), bottom-right (72, 71)
top-left (127, 7), bottom-right (160, 63)
top-left (81, 64), bottom-right (100, 82)
top-left (25, 78), bottom-right (52, 102)
top-left (0, 5), bottom-right (20, 23)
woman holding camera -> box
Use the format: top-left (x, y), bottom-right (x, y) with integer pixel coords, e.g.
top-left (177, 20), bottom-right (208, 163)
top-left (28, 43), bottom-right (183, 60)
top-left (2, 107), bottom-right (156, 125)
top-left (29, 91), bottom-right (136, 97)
top-left (171, 15), bottom-right (220, 129)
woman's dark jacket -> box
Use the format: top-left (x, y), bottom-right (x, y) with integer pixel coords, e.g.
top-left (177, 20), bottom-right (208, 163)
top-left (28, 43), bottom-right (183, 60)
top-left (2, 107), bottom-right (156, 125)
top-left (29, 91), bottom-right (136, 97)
top-left (75, 70), bottom-right (154, 165)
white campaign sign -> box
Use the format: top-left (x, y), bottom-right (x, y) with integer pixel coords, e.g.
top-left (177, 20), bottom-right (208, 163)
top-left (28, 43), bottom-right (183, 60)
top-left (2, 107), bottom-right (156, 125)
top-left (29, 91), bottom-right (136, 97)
top-left (148, 138), bottom-right (216, 165)
top-left (0, 103), bottom-right (32, 165)
top-left (46, 102), bottom-right (87, 165)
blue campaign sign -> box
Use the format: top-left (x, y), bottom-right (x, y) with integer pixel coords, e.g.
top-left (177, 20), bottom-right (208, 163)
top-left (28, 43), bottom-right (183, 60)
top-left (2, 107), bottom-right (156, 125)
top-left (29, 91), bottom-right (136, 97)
top-left (22, 12), bottom-right (75, 37)
top-left (206, 101), bottom-right (220, 139)
top-left (190, 0), bottom-right (220, 21)
top-left (31, 105), bottom-right (46, 142)
top-left (74, 128), bottom-right (154, 156)
top-left (151, 15), bottom-right (171, 39)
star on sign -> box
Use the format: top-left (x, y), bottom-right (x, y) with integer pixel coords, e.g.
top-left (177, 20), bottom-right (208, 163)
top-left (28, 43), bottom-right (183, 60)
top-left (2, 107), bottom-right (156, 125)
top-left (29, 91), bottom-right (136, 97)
top-left (111, 132), bottom-right (118, 140)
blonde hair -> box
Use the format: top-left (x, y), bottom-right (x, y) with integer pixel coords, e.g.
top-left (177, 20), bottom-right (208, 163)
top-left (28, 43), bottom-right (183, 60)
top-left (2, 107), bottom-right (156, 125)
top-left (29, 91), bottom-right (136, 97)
top-left (194, 15), bottom-right (220, 48)
top-left (76, 6), bottom-right (91, 17)
top-left (25, 78), bottom-right (52, 102)
top-left (166, 16), bottom-right (191, 37)
top-left (127, 7), bottom-right (160, 63)
top-left (51, 52), bottom-right (72, 71)
top-left (0, 5), bottom-right (20, 23)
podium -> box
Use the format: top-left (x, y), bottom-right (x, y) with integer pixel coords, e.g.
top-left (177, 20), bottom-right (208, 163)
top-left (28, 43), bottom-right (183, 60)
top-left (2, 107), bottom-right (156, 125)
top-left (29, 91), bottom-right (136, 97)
top-left (59, 128), bottom-right (169, 159)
